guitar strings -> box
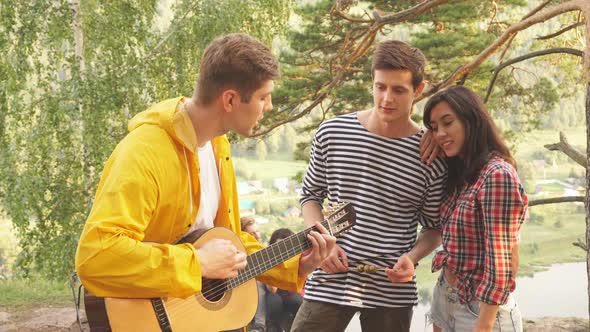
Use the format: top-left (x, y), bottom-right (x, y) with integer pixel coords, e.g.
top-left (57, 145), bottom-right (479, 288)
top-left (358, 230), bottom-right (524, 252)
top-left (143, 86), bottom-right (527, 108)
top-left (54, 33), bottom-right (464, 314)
top-left (165, 234), bottom-right (308, 310)
top-left (166, 244), bottom-right (307, 318)
top-left (200, 240), bottom-right (307, 300)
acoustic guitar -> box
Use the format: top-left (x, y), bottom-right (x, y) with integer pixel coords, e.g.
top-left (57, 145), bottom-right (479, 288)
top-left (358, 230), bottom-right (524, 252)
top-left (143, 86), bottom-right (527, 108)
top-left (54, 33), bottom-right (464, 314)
top-left (84, 202), bottom-right (356, 332)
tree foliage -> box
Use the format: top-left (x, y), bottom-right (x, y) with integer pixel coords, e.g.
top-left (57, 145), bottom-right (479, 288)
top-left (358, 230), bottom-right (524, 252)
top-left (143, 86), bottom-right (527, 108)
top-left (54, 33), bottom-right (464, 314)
top-left (0, 0), bottom-right (292, 279)
top-left (260, 0), bottom-right (584, 146)
top-left (1, 0), bottom-right (588, 283)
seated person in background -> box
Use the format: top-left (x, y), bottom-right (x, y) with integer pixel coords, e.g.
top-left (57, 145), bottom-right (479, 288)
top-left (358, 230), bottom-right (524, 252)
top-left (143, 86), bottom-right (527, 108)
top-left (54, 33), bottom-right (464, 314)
top-left (265, 228), bottom-right (304, 332)
top-left (241, 215), bottom-right (263, 243)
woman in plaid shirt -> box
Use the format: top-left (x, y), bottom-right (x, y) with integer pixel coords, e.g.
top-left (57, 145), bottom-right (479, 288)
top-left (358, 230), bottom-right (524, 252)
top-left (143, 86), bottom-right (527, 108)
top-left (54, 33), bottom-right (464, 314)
top-left (421, 86), bottom-right (528, 332)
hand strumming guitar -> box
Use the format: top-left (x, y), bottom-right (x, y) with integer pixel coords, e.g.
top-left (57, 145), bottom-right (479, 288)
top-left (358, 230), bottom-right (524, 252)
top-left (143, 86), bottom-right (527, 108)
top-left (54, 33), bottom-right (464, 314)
top-left (196, 239), bottom-right (247, 279)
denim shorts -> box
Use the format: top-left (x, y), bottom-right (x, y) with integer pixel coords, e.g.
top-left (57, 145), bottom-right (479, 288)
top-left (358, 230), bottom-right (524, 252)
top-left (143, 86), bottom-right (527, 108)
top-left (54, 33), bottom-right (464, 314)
top-left (426, 273), bottom-right (523, 332)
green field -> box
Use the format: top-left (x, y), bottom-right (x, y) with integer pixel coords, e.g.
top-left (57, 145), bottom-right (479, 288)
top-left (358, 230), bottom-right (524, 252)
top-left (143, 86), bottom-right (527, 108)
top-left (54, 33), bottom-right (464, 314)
top-left (513, 126), bottom-right (587, 181)
top-left (234, 156), bottom-right (307, 183)
top-left (513, 126), bottom-right (587, 161)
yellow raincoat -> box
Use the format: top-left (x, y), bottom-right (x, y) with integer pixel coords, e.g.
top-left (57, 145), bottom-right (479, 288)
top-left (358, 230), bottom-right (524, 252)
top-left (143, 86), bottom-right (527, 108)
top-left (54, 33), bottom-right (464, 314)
top-left (75, 97), bottom-right (305, 299)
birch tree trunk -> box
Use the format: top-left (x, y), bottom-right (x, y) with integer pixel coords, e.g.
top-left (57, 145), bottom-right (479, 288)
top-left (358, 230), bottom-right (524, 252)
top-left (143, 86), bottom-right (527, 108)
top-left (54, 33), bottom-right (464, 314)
top-left (70, 0), bottom-right (91, 206)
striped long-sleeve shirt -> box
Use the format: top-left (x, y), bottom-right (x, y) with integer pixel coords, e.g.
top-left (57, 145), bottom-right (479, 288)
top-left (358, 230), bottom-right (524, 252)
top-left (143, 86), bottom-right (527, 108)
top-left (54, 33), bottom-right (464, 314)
top-left (300, 113), bottom-right (447, 308)
top-left (432, 156), bottom-right (528, 305)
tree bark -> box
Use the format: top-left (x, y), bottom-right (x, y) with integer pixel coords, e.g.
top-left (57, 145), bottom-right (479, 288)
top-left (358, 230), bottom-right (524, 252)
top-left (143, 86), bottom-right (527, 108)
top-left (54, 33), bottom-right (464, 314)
top-left (580, 1), bottom-right (590, 324)
top-left (544, 131), bottom-right (587, 168)
top-left (585, 81), bottom-right (590, 327)
top-left (529, 196), bottom-right (585, 206)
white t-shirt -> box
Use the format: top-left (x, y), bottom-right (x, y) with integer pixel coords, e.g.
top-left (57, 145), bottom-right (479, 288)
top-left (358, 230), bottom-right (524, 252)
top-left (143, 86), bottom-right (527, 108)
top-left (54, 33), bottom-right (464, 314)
top-left (191, 141), bottom-right (220, 231)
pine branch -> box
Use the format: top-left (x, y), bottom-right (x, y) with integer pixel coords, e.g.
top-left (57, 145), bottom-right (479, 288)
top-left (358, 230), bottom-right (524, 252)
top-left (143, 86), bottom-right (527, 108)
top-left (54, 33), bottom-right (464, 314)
top-left (498, 0), bottom-right (553, 62)
top-left (484, 48), bottom-right (583, 103)
top-left (537, 21), bottom-right (585, 40)
top-left (573, 238), bottom-right (588, 252)
top-left (253, 0), bottom-right (450, 136)
top-left (372, 0), bottom-right (449, 25)
top-left (418, 1), bottom-right (583, 102)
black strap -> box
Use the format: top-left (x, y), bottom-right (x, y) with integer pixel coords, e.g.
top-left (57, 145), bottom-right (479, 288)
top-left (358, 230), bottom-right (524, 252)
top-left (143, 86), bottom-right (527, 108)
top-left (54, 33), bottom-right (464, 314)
top-left (84, 289), bottom-right (112, 332)
top-left (151, 298), bottom-right (173, 332)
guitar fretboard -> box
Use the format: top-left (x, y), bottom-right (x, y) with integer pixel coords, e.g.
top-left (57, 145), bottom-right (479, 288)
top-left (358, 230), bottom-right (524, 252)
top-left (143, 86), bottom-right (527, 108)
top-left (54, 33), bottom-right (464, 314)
top-left (226, 223), bottom-right (318, 289)
top-left (226, 207), bottom-right (352, 289)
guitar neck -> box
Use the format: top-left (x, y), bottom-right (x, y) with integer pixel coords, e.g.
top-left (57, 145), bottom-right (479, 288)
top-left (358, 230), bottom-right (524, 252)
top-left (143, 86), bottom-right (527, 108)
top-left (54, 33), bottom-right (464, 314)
top-left (226, 220), bottom-right (327, 290)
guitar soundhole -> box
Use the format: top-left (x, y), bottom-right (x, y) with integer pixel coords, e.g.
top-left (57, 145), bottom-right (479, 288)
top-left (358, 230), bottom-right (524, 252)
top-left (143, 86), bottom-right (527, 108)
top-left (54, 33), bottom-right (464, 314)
top-left (201, 278), bottom-right (228, 302)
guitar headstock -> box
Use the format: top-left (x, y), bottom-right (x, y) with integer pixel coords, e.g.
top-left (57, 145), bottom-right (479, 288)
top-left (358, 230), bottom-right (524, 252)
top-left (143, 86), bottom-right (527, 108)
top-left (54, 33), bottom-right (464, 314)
top-left (322, 202), bottom-right (356, 237)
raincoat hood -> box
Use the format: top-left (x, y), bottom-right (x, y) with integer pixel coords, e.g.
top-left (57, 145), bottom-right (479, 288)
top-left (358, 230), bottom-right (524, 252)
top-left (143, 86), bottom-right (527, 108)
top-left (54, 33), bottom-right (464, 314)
top-left (128, 97), bottom-right (199, 152)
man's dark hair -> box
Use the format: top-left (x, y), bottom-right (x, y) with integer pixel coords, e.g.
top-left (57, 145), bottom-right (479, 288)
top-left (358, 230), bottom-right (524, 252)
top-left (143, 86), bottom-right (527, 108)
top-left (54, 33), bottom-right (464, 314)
top-left (196, 33), bottom-right (279, 104)
top-left (269, 228), bottom-right (294, 245)
top-left (371, 40), bottom-right (426, 89)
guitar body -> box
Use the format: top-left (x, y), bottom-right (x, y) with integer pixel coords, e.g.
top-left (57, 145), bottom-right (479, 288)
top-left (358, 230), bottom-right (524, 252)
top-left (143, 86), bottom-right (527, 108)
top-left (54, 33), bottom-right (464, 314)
top-left (102, 228), bottom-right (256, 332)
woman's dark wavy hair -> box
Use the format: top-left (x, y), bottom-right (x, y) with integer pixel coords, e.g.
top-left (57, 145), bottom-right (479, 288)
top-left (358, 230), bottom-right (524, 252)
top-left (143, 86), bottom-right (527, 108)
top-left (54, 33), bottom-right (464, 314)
top-left (423, 85), bottom-right (515, 195)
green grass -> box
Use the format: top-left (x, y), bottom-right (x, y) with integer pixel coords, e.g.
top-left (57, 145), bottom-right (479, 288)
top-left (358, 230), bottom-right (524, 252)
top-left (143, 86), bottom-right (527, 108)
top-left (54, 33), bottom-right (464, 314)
top-left (518, 204), bottom-right (586, 273)
top-left (0, 218), bottom-right (73, 312)
top-left (234, 157), bottom-right (307, 182)
top-left (0, 277), bottom-right (73, 311)
top-left (536, 182), bottom-right (570, 193)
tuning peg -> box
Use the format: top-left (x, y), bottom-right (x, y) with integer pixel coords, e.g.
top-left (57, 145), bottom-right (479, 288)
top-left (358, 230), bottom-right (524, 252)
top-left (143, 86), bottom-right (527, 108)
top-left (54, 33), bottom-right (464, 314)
top-left (322, 202), bottom-right (337, 215)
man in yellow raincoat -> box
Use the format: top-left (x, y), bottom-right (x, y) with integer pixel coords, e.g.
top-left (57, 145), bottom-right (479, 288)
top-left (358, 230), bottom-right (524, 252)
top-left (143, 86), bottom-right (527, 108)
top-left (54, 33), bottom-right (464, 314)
top-left (75, 33), bottom-right (336, 330)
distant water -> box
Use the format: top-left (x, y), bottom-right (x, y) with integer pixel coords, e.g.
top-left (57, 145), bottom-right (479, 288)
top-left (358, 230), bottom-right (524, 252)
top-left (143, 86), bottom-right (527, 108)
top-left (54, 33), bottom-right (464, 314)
top-left (345, 262), bottom-right (588, 332)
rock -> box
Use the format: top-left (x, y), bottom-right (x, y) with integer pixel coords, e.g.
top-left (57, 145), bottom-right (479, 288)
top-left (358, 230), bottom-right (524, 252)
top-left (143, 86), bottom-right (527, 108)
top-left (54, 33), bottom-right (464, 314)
top-left (0, 311), bottom-right (17, 332)
top-left (0, 307), bottom-right (87, 332)
top-left (523, 317), bottom-right (589, 332)
top-left (0, 312), bottom-right (10, 323)
top-left (21, 308), bottom-right (76, 330)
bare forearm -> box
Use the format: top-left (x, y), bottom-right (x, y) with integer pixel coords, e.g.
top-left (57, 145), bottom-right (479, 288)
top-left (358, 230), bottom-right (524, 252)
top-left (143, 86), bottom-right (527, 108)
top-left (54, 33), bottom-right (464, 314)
top-left (406, 229), bottom-right (441, 264)
top-left (474, 303), bottom-right (500, 331)
top-left (302, 201), bottom-right (324, 227)
top-left (511, 245), bottom-right (519, 278)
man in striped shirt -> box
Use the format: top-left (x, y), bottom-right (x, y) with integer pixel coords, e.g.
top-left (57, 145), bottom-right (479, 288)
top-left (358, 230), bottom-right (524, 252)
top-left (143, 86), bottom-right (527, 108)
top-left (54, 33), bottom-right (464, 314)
top-left (291, 40), bottom-right (447, 332)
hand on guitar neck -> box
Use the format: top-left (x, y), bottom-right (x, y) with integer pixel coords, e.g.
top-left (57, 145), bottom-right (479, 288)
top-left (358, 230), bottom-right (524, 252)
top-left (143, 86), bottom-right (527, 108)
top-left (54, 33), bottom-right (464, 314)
top-left (196, 239), bottom-right (248, 279)
top-left (297, 222), bottom-right (337, 277)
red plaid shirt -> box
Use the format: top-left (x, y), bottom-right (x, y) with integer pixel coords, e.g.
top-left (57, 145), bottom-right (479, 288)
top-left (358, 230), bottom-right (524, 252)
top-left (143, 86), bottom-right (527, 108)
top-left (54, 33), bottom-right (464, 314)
top-left (432, 156), bottom-right (528, 305)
